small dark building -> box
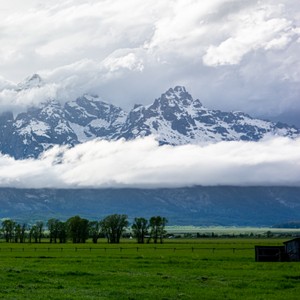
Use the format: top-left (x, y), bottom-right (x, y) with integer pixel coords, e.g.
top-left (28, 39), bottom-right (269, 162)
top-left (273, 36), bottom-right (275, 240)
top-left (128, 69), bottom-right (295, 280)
top-left (284, 238), bottom-right (300, 261)
top-left (255, 246), bottom-right (286, 262)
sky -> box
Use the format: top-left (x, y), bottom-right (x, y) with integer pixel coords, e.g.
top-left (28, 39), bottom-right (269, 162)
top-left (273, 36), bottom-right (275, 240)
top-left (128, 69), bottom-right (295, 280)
top-left (0, 0), bottom-right (300, 126)
top-left (0, 1), bottom-right (299, 189)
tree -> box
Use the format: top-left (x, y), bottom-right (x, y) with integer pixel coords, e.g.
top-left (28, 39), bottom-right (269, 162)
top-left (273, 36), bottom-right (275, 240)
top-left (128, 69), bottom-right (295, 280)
top-left (14, 224), bottom-right (21, 243)
top-left (148, 216), bottom-right (168, 244)
top-left (47, 218), bottom-right (60, 243)
top-left (100, 214), bottom-right (129, 244)
top-left (67, 216), bottom-right (89, 243)
top-left (29, 221), bottom-right (44, 243)
top-left (89, 221), bottom-right (101, 244)
top-left (36, 221), bottom-right (44, 243)
top-left (29, 225), bottom-right (39, 243)
top-left (20, 224), bottom-right (26, 243)
top-left (57, 221), bottom-right (67, 243)
top-left (1, 219), bottom-right (15, 242)
top-left (132, 217), bottom-right (148, 244)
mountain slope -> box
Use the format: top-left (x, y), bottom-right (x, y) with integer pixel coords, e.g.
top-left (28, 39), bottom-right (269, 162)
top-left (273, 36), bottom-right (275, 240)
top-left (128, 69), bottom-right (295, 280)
top-left (0, 186), bottom-right (299, 226)
top-left (0, 77), bottom-right (299, 159)
top-left (118, 86), bottom-right (299, 144)
top-left (64, 94), bottom-right (127, 142)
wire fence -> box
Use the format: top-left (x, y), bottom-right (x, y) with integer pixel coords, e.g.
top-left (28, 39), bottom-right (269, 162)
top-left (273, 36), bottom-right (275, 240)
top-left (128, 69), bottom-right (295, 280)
top-left (0, 246), bottom-right (254, 254)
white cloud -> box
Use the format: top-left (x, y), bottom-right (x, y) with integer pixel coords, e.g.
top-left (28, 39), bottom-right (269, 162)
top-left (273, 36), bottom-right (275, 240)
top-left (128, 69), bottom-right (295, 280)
top-left (0, 136), bottom-right (299, 188)
top-left (0, 83), bottom-right (60, 113)
top-left (0, 0), bottom-right (299, 125)
top-left (0, 76), bottom-right (16, 90)
top-left (202, 5), bottom-right (297, 66)
top-left (103, 51), bottom-right (144, 73)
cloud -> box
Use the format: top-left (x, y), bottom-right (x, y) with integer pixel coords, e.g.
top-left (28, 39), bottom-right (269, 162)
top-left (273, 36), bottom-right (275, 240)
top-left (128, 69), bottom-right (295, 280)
top-left (0, 136), bottom-right (299, 189)
top-left (202, 4), bottom-right (296, 66)
top-left (0, 0), bottom-right (299, 125)
top-left (0, 83), bottom-right (60, 113)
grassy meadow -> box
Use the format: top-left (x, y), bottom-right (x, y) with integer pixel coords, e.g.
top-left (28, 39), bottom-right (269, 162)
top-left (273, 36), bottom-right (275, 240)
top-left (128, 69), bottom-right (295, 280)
top-left (0, 238), bottom-right (300, 299)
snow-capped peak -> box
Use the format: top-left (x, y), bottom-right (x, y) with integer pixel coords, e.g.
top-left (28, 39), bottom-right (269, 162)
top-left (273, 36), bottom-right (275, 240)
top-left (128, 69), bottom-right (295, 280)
top-left (16, 73), bottom-right (44, 91)
top-left (82, 94), bottom-right (101, 102)
top-left (0, 85), bottom-right (299, 159)
top-left (157, 86), bottom-right (195, 108)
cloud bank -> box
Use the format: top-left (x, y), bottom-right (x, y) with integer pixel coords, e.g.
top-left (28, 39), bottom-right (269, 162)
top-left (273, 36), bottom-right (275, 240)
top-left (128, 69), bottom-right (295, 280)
top-left (0, 0), bottom-right (300, 125)
top-left (0, 136), bottom-right (299, 189)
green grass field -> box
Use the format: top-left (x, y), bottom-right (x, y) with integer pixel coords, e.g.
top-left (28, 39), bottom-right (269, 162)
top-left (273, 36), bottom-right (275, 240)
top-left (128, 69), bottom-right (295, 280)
top-left (0, 238), bottom-right (299, 299)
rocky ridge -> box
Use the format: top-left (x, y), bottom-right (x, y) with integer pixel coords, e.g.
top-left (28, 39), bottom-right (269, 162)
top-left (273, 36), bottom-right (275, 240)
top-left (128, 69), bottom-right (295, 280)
top-left (0, 76), bottom-right (299, 159)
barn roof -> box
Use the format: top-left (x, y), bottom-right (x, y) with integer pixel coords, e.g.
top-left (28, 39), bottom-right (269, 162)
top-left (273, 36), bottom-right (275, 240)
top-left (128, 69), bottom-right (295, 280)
top-left (283, 237), bottom-right (300, 244)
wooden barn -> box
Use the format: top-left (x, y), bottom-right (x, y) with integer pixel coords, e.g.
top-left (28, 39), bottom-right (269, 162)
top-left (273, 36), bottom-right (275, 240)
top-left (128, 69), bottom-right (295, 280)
top-left (255, 246), bottom-right (286, 262)
top-left (255, 238), bottom-right (300, 262)
top-left (284, 238), bottom-right (300, 261)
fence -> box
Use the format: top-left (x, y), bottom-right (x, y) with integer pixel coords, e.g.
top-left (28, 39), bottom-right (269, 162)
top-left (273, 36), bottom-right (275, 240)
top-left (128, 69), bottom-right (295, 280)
top-left (0, 246), bottom-right (253, 254)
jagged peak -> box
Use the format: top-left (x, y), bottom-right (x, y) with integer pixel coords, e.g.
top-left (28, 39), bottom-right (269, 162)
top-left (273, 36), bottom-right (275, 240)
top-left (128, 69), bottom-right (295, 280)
top-left (165, 86), bottom-right (187, 96)
top-left (82, 94), bottom-right (101, 102)
top-left (28, 73), bottom-right (42, 82)
top-left (17, 73), bottom-right (43, 91)
top-left (154, 85), bottom-right (197, 108)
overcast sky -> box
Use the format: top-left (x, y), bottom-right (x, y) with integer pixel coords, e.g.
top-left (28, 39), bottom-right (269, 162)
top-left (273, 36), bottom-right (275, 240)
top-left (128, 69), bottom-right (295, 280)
top-left (0, 1), bottom-right (299, 189)
top-left (0, 0), bottom-right (300, 126)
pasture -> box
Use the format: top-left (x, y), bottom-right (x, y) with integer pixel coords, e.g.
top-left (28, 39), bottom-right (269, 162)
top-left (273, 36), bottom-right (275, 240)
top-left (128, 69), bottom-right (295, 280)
top-left (0, 238), bottom-right (299, 299)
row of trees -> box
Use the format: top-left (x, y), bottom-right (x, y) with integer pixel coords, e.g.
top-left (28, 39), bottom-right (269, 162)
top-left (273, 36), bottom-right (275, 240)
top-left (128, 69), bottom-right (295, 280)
top-left (1, 215), bottom-right (168, 244)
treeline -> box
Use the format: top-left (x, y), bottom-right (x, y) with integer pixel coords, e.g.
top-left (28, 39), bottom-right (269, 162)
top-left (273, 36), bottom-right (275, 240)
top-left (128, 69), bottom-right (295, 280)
top-left (0, 215), bottom-right (168, 244)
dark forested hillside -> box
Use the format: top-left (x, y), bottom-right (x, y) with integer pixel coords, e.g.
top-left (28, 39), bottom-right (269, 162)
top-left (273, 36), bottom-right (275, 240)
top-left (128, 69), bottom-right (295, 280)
top-left (0, 186), bottom-right (299, 226)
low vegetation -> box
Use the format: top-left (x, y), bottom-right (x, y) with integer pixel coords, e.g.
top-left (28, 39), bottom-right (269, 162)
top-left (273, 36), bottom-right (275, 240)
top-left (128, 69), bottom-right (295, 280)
top-left (1, 217), bottom-right (300, 299)
top-left (0, 238), bottom-right (299, 299)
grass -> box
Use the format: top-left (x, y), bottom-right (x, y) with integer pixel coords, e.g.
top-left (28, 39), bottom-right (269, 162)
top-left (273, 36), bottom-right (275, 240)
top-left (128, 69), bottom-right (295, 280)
top-left (0, 238), bottom-right (299, 299)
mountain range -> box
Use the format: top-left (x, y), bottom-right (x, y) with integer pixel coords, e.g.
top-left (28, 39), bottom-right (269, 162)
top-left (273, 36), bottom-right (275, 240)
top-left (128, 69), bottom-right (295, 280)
top-left (0, 74), bottom-right (299, 159)
top-left (1, 186), bottom-right (300, 226)
top-left (0, 75), bottom-right (299, 226)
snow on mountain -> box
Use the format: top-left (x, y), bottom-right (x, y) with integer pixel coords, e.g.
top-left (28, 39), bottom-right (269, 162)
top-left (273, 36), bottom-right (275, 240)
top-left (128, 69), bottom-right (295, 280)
top-left (8, 100), bottom-right (78, 159)
top-left (16, 74), bottom-right (44, 91)
top-left (118, 86), bottom-right (299, 144)
top-left (0, 83), bottom-right (299, 159)
top-left (64, 94), bottom-right (128, 142)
